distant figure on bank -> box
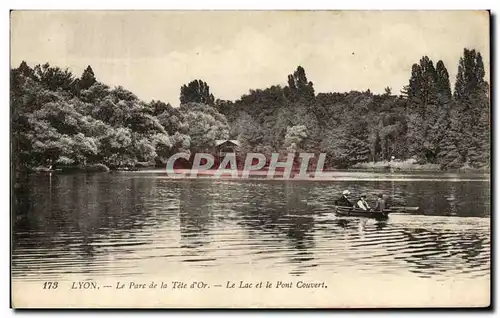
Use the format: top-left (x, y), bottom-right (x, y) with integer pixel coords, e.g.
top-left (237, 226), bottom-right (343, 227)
top-left (336, 190), bottom-right (355, 207)
top-left (374, 194), bottom-right (386, 211)
top-left (357, 194), bottom-right (371, 211)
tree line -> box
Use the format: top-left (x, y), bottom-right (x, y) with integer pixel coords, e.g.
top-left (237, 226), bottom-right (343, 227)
top-left (216, 48), bottom-right (489, 169)
top-left (10, 47), bottom-right (489, 173)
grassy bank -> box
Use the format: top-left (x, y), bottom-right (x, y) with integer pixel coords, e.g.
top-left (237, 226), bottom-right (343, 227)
top-left (352, 159), bottom-right (489, 172)
top-left (32, 163), bottom-right (111, 173)
top-left (28, 161), bottom-right (161, 174)
top-left (352, 160), bottom-right (441, 171)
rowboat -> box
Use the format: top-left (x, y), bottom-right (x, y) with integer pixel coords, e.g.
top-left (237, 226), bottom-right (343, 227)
top-left (334, 206), bottom-right (390, 219)
top-left (334, 206), bottom-right (419, 219)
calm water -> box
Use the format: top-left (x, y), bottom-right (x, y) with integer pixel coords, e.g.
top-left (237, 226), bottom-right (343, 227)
top-left (12, 171), bottom-right (491, 282)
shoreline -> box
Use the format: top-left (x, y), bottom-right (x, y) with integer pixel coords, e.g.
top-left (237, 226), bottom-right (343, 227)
top-left (23, 163), bottom-right (490, 175)
top-left (20, 166), bottom-right (491, 181)
top-left (16, 157), bottom-right (490, 178)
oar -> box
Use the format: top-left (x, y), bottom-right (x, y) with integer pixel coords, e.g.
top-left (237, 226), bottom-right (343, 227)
top-left (390, 206), bottom-right (420, 212)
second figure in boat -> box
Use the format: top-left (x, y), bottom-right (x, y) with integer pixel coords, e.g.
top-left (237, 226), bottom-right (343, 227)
top-left (357, 194), bottom-right (371, 211)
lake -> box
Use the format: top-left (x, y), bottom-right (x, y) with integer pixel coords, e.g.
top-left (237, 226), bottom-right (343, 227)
top-left (11, 170), bottom-right (491, 307)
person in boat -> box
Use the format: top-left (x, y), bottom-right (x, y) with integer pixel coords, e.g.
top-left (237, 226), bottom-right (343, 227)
top-left (374, 194), bottom-right (386, 211)
top-left (383, 194), bottom-right (391, 208)
top-left (336, 190), bottom-right (355, 207)
top-left (357, 194), bottom-right (371, 211)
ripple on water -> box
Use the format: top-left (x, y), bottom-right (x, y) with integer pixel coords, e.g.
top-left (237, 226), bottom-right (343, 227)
top-left (12, 175), bottom-right (490, 281)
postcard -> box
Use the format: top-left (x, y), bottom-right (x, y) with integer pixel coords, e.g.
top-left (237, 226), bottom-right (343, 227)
top-left (10, 10), bottom-right (491, 308)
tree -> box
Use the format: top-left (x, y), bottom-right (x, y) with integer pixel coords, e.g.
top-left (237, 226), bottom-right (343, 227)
top-left (322, 122), bottom-right (371, 168)
top-left (454, 48), bottom-right (486, 102)
top-left (151, 133), bottom-right (173, 165)
top-left (180, 102), bottom-right (229, 151)
top-left (283, 125), bottom-right (308, 153)
top-left (403, 56), bottom-right (442, 160)
top-left (384, 86), bottom-right (392, 96)
top-left (80, 65), bottom-right (97, 90)
top-left (435, 60), bottom-right (452, 103)
top-left (404, 56), bottom-right (439, 107)
top-left (79, 82), bottom-right (111, 104)
top-left (232, 112), bottom-right (263, 151)
top-left (371, 131), bottom-right (382, 162)
top-left (450, 48), bottom-right (489, 168)
top-left (33, 63), bottom-right (75, 93)
top-left (437, 106), bottom-right (465, 168)
top-left (283, 66), bottom-right (315, 103)
top-left (180, 80), bottom-right (215, 105)
top-left (18, 61), bottom-right (34, 78)
top-left (149, 100), bottom-right (172, 116)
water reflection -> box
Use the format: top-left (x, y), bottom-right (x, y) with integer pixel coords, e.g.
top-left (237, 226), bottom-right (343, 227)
top-left (179, 181), bottom-right (214, 249)
top-left (12, 172), bottom-right (490, 281)
top-left (12, 174), bottom-right (162, 277)
top-left (397, 227), bottom-right (490, 278)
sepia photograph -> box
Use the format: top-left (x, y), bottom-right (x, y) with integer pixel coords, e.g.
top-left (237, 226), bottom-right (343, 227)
top-left (9, 10), bottom-right (491, 308)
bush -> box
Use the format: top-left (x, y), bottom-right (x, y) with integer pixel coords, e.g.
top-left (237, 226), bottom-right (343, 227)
top-left (135, 161), bottom-right (155, 168)
top-left (85, 163), bottom-right (110, 172)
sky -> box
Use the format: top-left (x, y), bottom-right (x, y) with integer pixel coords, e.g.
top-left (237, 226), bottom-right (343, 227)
top-left (10, 10), bottom-right (490, 106)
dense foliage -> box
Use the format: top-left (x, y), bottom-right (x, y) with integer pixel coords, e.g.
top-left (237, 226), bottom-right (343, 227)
top-left (218, 48), bottom-right (490, 169)
top-left (11, 47), bottom-right (489, 173)
top-left (180, 79), bottom-right (215, 106)
top-left (11, 63), bottom-right (229, 172)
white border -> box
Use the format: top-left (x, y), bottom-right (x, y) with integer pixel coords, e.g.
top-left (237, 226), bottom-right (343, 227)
top-left (2, 1), bottom-right (498, 317)
top-left (3, 0), bottom-right (500, 10)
